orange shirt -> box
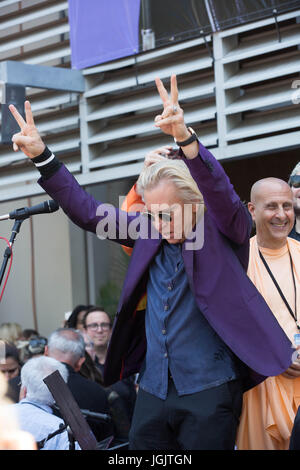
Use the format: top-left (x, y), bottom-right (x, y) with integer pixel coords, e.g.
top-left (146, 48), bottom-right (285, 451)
top-left (121, 183), bottom-right (144, 256)
top-left (236, 236), bottom-right (300, 450)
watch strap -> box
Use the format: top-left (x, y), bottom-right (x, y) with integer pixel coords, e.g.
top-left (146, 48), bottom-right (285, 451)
top-left (175, 127), bottom-right (198, 147)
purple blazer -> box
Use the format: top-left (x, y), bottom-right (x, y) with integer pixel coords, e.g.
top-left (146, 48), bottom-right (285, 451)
top-left (39, 143), bottom-right (293, 391)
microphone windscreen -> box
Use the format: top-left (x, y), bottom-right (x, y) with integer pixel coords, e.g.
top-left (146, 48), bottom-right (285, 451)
top-left (48, 200), bottom-right (59, 213)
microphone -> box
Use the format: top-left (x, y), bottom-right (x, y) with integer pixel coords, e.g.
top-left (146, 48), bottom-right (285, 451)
top-left (0, 200), bottom-right (59, 221)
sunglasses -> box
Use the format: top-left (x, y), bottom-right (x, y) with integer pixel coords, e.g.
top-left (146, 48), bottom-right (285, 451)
top-left (142, 211), bottom-right (173, 223)
top-left (289, 175), bottom-right (300, 188)
top-left (27, 337), bottom-right (47, 354)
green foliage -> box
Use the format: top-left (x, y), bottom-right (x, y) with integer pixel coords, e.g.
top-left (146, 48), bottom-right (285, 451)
top-left (96, 280), bottom-right (122, 320)
top-left (96, 247), bottom-right (131, 320)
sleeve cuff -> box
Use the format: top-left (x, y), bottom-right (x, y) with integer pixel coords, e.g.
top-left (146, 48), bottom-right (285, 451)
top-left (32, 146), bottom-right (62, 180)
top-left (32, 146), bottom-right (52, 163)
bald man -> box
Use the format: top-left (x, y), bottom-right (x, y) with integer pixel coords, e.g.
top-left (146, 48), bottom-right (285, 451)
top-left (237, 178), bottom-right (300, 450)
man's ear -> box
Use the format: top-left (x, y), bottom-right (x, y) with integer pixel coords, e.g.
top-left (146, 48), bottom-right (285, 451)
top-left (44, 345), bottom-right (49, 356)
top-left (19, 386), bottom-right (27, 401)
top-left (248, 202), bottom-right (255, 221)
top-left (74, 356), bottom-right (85, 373)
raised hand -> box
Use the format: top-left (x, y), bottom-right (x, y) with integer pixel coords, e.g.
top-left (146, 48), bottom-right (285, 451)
top-left (143, 145), bottom-right (173, 168)
top-left (154, 75), bottom-right (190, 143)
top-left (9, 101), bottom-right (45, 159)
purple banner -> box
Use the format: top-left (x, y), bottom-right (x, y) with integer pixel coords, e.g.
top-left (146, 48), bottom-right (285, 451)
top-left (68, 0), bottom-right (298, 70)
top-left (68, 0), bottom-right (141, 69)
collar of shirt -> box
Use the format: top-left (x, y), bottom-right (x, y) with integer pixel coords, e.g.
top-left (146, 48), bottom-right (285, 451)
top-left (19, 398), bottom-right (53, 415)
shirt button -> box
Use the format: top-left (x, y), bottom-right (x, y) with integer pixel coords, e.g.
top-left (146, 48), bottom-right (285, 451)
top-left (162, 329), bottom-right (166, 335)
top-left (164, 305), bottom-right (169, 311)
top-left (175, 267), bottom-right (178, 272)
top-left (167, 284), bottom-right (172, 291)
top-left (164, 353), bottom-right (168, 358)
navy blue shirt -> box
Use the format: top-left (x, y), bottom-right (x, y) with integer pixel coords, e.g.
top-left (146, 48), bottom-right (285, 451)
top-left (139, 241), bottom-right (244, 400)
top-left (289, 223), bottom-right (300, 242)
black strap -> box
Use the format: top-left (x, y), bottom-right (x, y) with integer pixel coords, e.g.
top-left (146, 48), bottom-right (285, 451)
top-left (259, 249), bottom-right (298, 328)
top-left (36, 423), bottom-right (67, 450)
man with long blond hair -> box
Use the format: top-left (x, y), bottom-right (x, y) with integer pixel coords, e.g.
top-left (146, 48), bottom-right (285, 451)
top-left (8, 75), bottom-right (293, 450)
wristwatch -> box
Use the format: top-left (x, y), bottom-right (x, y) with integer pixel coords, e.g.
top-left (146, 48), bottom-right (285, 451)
top-left (174, 127), bottom-right (198, 147)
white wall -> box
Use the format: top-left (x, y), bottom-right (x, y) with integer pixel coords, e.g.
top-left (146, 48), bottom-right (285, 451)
top-left (0, 194), bottom-right (73, 337)
top-left (0, 177), bottom-right (138, 337)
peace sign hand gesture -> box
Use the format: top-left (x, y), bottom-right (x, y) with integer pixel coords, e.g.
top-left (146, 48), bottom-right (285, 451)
top-left (9, 101), bottom-right (45, 159)
top-left (154, 75), bottom-right (199, 160)
top-left (154, 74), bottom-right (190, 143)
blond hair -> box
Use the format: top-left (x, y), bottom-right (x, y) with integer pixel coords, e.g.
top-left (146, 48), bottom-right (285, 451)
top-left (0, 323), bottom-right (22, 344)
top-left (136, 159), bottom-right (204, 205)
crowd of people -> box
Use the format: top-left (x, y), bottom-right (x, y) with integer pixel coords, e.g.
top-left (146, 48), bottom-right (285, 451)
top-left (0, 305), bottom-right (137, 450)
top-left (1, 74), bottom-right (300, 450)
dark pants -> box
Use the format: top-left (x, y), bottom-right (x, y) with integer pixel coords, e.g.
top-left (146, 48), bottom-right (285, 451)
top-left (129, 377), bottom-right (243, 450)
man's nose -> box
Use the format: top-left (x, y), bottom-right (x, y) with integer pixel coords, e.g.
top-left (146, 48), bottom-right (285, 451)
top-left (276, 206), bottom-right (287, 218)
top-left (153, 215), bottom-right (163, 231)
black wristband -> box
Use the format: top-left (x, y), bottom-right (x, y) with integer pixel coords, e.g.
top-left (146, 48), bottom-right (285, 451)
top-left (32, 146), bottom-right (52, 164)
top-left (32, 146), bottom-right (62, 180)
top-left (175, 127), bottom-right (198, 147)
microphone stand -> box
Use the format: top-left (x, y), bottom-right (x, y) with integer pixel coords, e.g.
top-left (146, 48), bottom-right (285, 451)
top-left (0, 200), bottom-right (59, 294)
top-left (0, 218), bottom-right (24, 290)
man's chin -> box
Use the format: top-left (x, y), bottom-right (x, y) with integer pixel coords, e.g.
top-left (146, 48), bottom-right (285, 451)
top-left (163, 234), bottom-right (185, 244)
top-left (269, 226), bottom-right (292, 244)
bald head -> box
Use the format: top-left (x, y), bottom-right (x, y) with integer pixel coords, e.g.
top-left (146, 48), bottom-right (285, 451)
top-left (248, 177), bottom-right (294, 249)
top-left (250, 178), bottom-right (292, 204)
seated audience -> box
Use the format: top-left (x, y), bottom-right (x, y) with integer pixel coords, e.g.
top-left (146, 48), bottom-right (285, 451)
top-left (83, 306), bottom-right (137, 436)
top-left (0, 371), bottom-right (36, 450)
top-left (45, 328), bottom-right (113, 442)
top-left (9, 356), bottom-right (77, 450)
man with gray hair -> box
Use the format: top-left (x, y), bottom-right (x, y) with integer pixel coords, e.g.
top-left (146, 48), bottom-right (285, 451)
top-left (45, 328), bottom-right (112, 442)
top-left (9, 356), bottom-right (76, 450)
top-left (288, 162), bottom-right (300, 242)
